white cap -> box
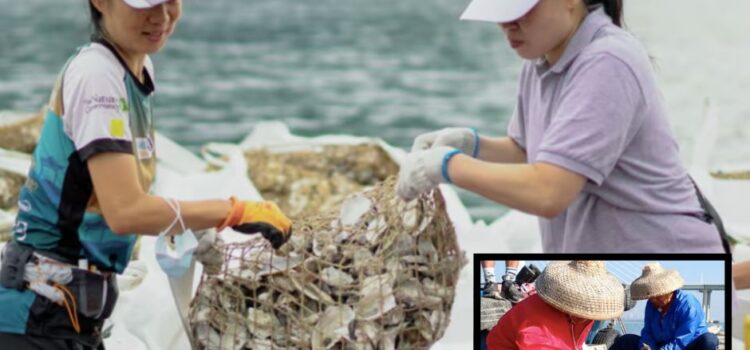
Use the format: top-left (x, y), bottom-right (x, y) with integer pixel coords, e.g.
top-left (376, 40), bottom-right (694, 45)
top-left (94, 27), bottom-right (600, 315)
top-left (123, 0), bottom-right (172, 9)
top-left (460, 0), bottom-right (539, 23)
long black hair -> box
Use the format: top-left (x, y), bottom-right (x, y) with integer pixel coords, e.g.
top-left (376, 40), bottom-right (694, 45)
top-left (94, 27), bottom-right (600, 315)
top-left (89, 0), bottom-right (104, 40)
top-left (585, 0), bottom-right (623, 27)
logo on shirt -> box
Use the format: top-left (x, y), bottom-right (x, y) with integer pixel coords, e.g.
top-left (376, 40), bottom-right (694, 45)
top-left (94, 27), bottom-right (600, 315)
top-left (84, 95), bottom-right (118, 114)
top-left (17, 200), bottom-right (32, 213)
top-left (14, 221), bottom-right (28, 241)
top-left (119, 98), bottom-right (129, 113)
top-left (110, 118), bottom-right (126, 138)
top-left (136, 137), bottom-right (154, 160)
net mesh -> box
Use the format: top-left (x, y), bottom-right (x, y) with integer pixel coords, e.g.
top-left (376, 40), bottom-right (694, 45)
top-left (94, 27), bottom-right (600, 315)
top-left (189, 177), bottom-right (465, 350)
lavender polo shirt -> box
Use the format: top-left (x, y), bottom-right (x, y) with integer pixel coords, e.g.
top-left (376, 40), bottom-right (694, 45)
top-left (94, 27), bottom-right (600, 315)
top-left (507, 7), bottom-right (724, 253)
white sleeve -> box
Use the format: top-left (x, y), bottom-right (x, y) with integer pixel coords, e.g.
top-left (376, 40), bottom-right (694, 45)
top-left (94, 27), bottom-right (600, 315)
top-left (62, 50), bottom-right (133, 161)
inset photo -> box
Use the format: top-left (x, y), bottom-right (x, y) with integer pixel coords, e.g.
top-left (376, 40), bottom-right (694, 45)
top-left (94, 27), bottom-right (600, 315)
top-left (476, 257), bottom-right (728, 350)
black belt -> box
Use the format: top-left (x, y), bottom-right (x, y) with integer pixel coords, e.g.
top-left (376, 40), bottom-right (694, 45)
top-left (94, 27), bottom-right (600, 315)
top-left (0, 242), bottom-right (117, 348)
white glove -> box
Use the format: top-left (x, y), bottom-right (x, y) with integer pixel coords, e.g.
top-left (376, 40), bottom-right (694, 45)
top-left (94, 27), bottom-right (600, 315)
top-left (411, 127), bottom-right (479, 157)
top-left (397, 146), bottom-right (461, 201)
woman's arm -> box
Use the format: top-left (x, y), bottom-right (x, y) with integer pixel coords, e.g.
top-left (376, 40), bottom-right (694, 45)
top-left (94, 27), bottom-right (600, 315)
top-left (476, 136), bottom-right (527, 164)
top-left (88, 152), bottom-right (231, 235)
top-left (448, 154), bottom-right (586, 218)
top-left (733, 261), bottom-right (750, 290)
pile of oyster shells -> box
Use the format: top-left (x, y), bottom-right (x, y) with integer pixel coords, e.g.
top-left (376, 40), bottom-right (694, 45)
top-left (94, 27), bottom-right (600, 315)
top-left (189, 178), bottom-right (466, 350)
top-left (0, 111), bottom-right (43, 212)
top-left (711, 170), bottom-right (750, 180)
top-left (0, 111), bottom-right (42, 241)
top-left (0, 110), bottom-right (44, 153)
top-left (244, 144), bottom-right (399, 219)
top-left (0, 169), bottom-right (24, 212)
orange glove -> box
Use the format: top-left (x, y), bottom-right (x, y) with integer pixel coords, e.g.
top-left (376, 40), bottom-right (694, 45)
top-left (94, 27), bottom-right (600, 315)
top-left (217, 197), bottom-right (292, 249)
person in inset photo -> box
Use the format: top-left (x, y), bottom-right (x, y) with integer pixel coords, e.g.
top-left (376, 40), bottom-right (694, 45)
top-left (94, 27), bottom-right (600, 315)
top-left (611, 263), bottom-right (719, 350)
top-left (486, 260), bottom-right (624, 349)
top-left (482, 260), bottom-right (526, 302)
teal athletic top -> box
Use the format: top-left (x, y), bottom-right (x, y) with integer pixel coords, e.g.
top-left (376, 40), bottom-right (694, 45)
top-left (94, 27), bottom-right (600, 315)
top-left (0, 40), bottom-right (156, 334)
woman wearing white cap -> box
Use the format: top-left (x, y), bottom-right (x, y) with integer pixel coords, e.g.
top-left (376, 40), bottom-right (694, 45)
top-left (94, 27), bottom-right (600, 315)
top-left (486, 260), bottom-right (624, 349)
top-left (611, 263), bottom-right (719, 350)
top-left (0, 1), bottom-right (292, 348)
top-left (395, 0), bottom-right (728, 254)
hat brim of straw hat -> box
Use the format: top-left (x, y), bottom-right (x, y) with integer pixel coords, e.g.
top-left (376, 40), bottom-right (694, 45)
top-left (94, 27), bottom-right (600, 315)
top-left (630, 268), bottom-right (684, 300)
top-left (536, 261), bottom-right (624, 321)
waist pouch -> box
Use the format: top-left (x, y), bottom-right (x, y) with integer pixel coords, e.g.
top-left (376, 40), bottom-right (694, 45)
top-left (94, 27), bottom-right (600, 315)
top-left (69, 269), bottom-right (119, 320)
top-left (0, 242), bottom-right (119, 346)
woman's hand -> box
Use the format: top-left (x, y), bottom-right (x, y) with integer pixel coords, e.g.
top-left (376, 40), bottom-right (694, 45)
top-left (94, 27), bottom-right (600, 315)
top-left (412, 128), bottom-right (527, 164)
top-left (396, 146), bottom-right (461, 201)
top-left (87, 153), bottom-right (241, 236)
top-left (411, 127), bottom-right (479, 157)
top-left (218, 198), bottom-right (292, 249)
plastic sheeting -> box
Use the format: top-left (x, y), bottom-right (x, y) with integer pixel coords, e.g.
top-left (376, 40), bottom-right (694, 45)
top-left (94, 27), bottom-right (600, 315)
top-left (80, 121), bottom-right (750, 348)
top-left (0, 116), bottom-right (743, 348)
top-left (83, 123), bottom-right (502, 349)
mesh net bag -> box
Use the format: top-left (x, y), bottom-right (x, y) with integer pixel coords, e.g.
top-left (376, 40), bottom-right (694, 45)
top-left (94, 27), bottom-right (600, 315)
top-left (189, 178), bottom-right (465, 350)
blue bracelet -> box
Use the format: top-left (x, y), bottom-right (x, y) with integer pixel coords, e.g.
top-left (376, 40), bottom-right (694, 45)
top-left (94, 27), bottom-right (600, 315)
top-left (441, 149), bottom-right (462, 184)
top-left (471, 127), bottom-right (480, 158)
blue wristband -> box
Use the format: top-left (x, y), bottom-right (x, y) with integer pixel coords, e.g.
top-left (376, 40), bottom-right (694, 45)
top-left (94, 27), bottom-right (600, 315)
top-left (441, 149), bottom-right (462, 184)
top-left (471, 128), bottom-right (480, 158)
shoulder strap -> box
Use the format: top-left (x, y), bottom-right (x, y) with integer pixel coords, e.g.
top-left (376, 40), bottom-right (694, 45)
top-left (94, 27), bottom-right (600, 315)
top-left (689, 176), bottom-right (732, 255)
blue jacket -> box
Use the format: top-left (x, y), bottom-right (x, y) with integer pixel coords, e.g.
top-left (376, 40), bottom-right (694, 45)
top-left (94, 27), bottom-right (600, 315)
top-left (640, 289), bottom-right (709, 350)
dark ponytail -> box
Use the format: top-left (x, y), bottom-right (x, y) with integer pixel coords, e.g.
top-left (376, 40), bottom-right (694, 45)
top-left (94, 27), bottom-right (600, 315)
top-left (585, 0), bottom-right (623, 27)
top-left (89, 1), bottom-right (104, 40)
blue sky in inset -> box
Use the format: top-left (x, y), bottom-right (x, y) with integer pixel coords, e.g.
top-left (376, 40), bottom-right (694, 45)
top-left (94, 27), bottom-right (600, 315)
top-left (480, 260), bottom-right (726, 324)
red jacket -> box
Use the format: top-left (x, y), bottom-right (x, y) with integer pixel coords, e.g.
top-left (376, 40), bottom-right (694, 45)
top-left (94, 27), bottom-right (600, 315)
top-left (486, 294), bottom-right (594, 350)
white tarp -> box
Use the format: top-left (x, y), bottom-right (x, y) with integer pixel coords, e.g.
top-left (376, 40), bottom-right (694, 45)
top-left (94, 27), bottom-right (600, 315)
top-left (101, 122), bottom-right (527, 350)
top-left (94, 120), bottom-right (750, 348)
top-left (0, 114), bottom-right (743, 348)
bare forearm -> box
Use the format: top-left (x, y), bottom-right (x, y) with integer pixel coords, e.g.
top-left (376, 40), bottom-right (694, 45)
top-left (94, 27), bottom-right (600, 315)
top-left (450, 156), bottom-right (554, 217)
top-left (734, 261), bottom-right (750, 290)
top-left (476, 136), bottom-right (527, 164)
top-left (110, 195), bottom-right (231, 235)
top-left (448, 155), bottom-right (584, 218)
top-left (88, 153), bottom-right (234, 235)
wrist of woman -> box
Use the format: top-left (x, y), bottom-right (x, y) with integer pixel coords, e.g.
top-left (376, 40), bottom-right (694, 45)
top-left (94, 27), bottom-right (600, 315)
top-left (216, 197), bottom-right (243, 230)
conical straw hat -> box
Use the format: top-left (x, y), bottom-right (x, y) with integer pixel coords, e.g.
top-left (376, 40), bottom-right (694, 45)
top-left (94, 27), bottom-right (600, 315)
top-left (535, 261), bottom-right (624, 320)
top-left (630, 263), bottom-right (684, 300)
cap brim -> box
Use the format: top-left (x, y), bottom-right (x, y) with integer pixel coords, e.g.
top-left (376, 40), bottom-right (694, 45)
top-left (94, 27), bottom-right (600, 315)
top-left (460, 0), bottom-right (539, 23)
top-left (123, 0), bottom-right (172, 9)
